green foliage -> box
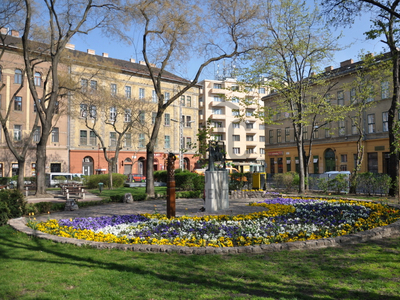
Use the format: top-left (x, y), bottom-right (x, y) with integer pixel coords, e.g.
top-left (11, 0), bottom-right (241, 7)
top-left (0, 177), bottom-right (10, 185)
top-left (154, 171), bottom-right (167, 182)
top-left (0, 201), bottom-right (11, 226)
top-left (273, 172), bottom-right (298, 191)
top-left (175, 171), bottom-right (198, 191)
top-left (328, 174), bottom-right (349, 194)
top-left (0, 189), bottom-right (27, 223)
top-left (84, 173), bottom-right (127, 189)
top-left (176, 190), bottom-right (203, 198)
top-left (355, 172), bottom-right (391, 196)
top-left (54, 175), bottom-right (67, 181)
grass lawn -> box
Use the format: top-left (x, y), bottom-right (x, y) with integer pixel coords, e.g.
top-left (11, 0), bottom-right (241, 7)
top-left (89, 186), bottom-right (167, 199)
top-left (1, 225), bottom-right (400, 300)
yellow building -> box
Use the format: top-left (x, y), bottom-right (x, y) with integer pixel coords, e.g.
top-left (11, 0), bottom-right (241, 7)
top-left (262, 57), bottom-right (392, 176)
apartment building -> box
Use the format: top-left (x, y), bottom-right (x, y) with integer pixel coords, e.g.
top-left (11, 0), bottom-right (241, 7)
top-left (0, 32), bottom-right (69, 177)
top-left (0, 33), bottom-right (200, 177)
top-left (262, 56), bottom-right (393, 175)
top-left (199, 78), bottom-right (268, 172)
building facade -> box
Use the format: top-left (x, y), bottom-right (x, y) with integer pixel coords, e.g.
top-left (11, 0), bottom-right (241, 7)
top-left (199, 78), bottom-right (268, 172)
top-left (0, 32), bottom-right (200, 178)
top-left (262, 57), bottom-right (393, 176)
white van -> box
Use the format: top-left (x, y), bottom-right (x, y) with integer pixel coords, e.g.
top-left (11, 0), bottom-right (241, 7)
top-left (45, 173), bottom-right (84, 187)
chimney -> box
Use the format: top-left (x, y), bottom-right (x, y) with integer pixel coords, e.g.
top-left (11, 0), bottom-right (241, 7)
top-left (139, 61), bottom-right (146, 65)
top-left (130, 58), bottom-right (136, 63)
top-left (65, 43), bottom-right (75, 50)
top-left (0, 28), bottom-right (7, 35)
top-left (11, 30), bottom-right (19, 37)
top-left (149, 63), bottom-right (156, 67)
top-left (102, 53), bottom-right (108, 57)
top-left (87, 49), bottom-right (95, 55)
top-left (325, 66), bottom-right (333, 72)
top-left (340, 59), bottom-right (354, 67)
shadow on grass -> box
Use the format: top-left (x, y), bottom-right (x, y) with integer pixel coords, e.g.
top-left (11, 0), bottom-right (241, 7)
top-left (1, 225), bottom-right (400, 300)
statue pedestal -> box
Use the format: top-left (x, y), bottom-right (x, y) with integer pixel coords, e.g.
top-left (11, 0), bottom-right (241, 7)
top-left (205, 170), bottom-right (229, 213)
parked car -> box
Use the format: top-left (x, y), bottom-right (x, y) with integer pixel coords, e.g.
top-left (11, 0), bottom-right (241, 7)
top-left (129, 174), bottom-right (146, 182)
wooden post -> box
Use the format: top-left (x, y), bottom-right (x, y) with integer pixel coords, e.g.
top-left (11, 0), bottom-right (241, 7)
top-left (167, 153), bottom-right (176, 218)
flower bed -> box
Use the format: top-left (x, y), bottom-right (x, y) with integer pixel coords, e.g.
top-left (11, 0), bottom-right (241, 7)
top-left (28, 197), bottom-right (400, 248)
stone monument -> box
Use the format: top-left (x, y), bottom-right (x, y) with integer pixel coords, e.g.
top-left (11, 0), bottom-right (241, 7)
top-left (205, 141), bottom-right (229, 212)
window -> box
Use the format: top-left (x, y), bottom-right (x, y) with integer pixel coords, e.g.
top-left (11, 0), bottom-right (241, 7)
top-left (232, 109), bottom-right (239, 116)
top-left (152, 90), bottom-right (158, 103)
top-left (89, 131), bottom-right (96, 146)
top-left (325, 128), bottom-right (330, 138)
top-left (51, 127), bottom-right (59, 143)
top-left (341, 154), bottom-right (347, 163)
top-left (337, 91), bottom-right (344, 106)
top-left (186, 116), bottom-right (192, 127)
top-left (186, 137), bottom-right (192, 148)
top-left (125, 86), bottom-right (131, 99)
top-left (351, 117), bottom-right (358, 135)
top-left (233, 135), bottom-right (240, 141)
top-left (233, 147), bottom-right (240, 154)
top-left (14, 69), bottom-right (22, 84)
top-left (303, 127), bottom-right (308, 140)
top-left (139, 110), bottom-right (145, 124)
top-left (325, 93), bottom-right (331, 104)
top-left (33, 126), bottom-right (40, 143)
top-left (258, 87), bottom-right (265, 94)
top-left (213, 83), bottom-right (222, 89)
top-left (181, 96), bottom-right (185, 106)
top-left (187, 96), bottom-right (191, 107)
top-left (213, 108), bottom-right (222, 115)
top-left (111, 83), bottom-right (117, 96)
top-left (214, 96), bottom-right (222, 102)
top-left (367, 114), bottom-right (375, 133)
top-left (246, 148), bottom-right (254, 154)
top-left (246, 122), bottom-right (254, 129)
top-left (269, 130), bottom-right (274, 143)
top-left (124, 133), bottom-right (132, 147)
top-left (34, 72), bottom-right (41, 86)
top-left (81, 78), bottom-right (88, 92)
top-left (381, 81), bottom-right (390, 99)
top-left (110, 107), bottom-right (116, 121)
top-left (212, 134), bottom-right (223, 141)
top-left (33, 99), bottom-right (41, 112)
top-left (350, 87), bottom-right (356, 103)
top-left (212, 121), bottom-right (222, 128)
top-left (383, 111), bottom-right (389, 132)
top-left (89, 105), bottom-right (97, 118)
top-left (164, 135), bottom-right (170, 148)
top-left (139, 133), bottom-right (145, 148)
top-left (233, 123), bottom-right (240, 128)
top-left (232, 97), bottom-right (239, 103)
top-left (80, 130), bottom-right (87, 145)
top-left (14, 125), bottom-right (22, 141)
top-left (247, 135), bottom-right (254, 141)
top-left (110, 132), bottom-right (117, 147)
top-left (339, 120), bottom-right (345, 136)
top-left (14, 96), bottom-right (22, 111)
top-left (259, 124), bottom-right (265, 130)
top-left (164, 92), bottom-right (170, 103)
top-left (152, 112), bottom-right (157, 124)
top-left (90, 80), bottom-right (97, 91)
top-left (367, 86), bottom-right (375, 102)
top-left (231, 85), bottom-right (239, 91)
top-left (260, 148), bottom-right (265, 154)
top-left (313, 129), bottom-right (319, 139)
top-left (277, 129), bottom-right (281, 143)
top-left (139, 88), bottom-right (145, 100)
top-left (259, 135), bottom-right (265, 142)
top-left (80, 103), bottom-right (88, 117)
top-left (165, 113), bottom-right (170, 126)
top-left (246, 110), bottom-right (254, 117)
top-left (124, 109), bottom-right (132, 122)
top-left (285, 127), bottom-right (290, 142)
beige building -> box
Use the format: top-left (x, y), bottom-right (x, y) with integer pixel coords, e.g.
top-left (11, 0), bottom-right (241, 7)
top-left (0, 32), bottom-right (69, 178)
top-left (262, 57), bottom-right (393, 176)
top-left (199, 78), bottom-right (268, 172)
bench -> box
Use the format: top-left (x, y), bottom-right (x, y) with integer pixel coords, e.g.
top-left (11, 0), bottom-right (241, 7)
top-left (25, 184), bottom-right (37, 197)
top-left (62, 185), bottom-right (85, 200)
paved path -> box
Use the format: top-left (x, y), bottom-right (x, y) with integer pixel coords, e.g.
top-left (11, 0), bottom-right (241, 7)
top-left (27, 192), bottom-right (269, 222)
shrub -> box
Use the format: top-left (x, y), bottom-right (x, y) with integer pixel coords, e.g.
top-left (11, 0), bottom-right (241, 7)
top-left (154, 170), bottom-right (167, 183)
top-left (0, 189), bottom-right (26, 225)
top-left (176, 190), bottom-right (202, 198)
top-left (175, 171), bottom-right (197, 191)
top-left (84, 173), bottom-right (127, 189)
top-left (328, 174), bottom-right (349, 194)
top-left (0, 201), bottom-right (11, 226)
top-left (273, 172), bottom-right (297, 191)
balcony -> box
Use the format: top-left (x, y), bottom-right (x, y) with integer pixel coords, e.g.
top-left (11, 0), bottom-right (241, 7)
top-left (210, 88), bottom-right (227, 94)
top-left (211, 100), bottom-right (226, 107)
top-left (210, 114), bottom-right (226, 120)
top-left (212, 127), bottom-right (226, 133)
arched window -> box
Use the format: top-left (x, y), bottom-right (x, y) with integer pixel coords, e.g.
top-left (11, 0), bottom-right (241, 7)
top-left (14, 69), bottom-right (22, 84)
top-left (34, 72), bottom-right (41, 86)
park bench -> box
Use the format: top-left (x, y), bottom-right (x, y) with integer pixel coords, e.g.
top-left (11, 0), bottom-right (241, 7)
top-left (24, 184), bottom-right (36, 197)
top-left (62, 185), bottom-right (86, 200)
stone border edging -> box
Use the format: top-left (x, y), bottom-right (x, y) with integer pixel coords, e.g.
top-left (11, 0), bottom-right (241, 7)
top-left (7, 217), bottom-right (400, 255)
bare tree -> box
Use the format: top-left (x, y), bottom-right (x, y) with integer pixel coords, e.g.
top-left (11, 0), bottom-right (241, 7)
top-left (124, 0), bottom-right (261, 197)
top-left (10, 0), bottom-right (121, 195)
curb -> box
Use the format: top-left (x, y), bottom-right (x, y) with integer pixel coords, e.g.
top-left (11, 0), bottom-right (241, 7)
top-left (8, 216), bottom-right (400, 255)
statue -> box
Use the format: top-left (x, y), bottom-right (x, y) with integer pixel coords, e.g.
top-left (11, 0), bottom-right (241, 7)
top-left (206, 141), bottom-right (226, 171)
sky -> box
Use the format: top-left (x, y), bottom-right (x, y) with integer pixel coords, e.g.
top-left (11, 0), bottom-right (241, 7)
top-left (70, 12), bottom-right (386, 82)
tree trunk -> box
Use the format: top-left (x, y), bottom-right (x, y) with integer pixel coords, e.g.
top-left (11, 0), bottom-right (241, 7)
top-left (36, 140), bottom-right (48, 195)
top-left (146, 147), bottom-right (155, 197)
top-left (17, 159), bottom-right (26, 191)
